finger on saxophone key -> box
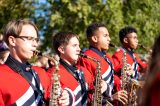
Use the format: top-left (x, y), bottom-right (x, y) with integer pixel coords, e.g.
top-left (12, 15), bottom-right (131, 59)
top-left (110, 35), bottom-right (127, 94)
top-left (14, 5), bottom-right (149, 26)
top-left (58, 89), bottom-right (70, 106)
top-left (101, 80), bottom-right (107, 93)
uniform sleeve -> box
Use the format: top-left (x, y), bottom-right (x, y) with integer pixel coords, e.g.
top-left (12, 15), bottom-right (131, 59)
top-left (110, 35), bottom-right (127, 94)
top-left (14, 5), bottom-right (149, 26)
top-left (33, 66), bottom-right (51, 102)
top-left (112, 52), bottom-right (123, 73)
top-left (113, 75), bottom-right (121, 92)
top-left (0, 91), bottom-right (5, 106)
top-left (81, 67), bottom-right (94, 93)
top-left (135, 54), bottom-right (148, 72)
top-left (63, 87), bottom-right (75, 106)
top-left (77, 57), bottom-right (96, 78)
top-left (47, 67), bottom-right (54, 78)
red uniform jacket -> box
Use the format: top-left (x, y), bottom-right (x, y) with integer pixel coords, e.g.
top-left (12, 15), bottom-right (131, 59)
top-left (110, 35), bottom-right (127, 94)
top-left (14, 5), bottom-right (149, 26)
top-left (112, 48), bottom-right (147, 79)
top-left (47, 64), bottom-right (94, 106)
top-left (78, 48), bottom-right (120, 96)
top-left (0, 65), bottom-right (50, 106)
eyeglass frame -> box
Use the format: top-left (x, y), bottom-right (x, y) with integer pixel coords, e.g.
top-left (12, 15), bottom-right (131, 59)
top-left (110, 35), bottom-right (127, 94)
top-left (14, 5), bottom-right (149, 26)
top-left (15, 36), bottom-right (40, 43)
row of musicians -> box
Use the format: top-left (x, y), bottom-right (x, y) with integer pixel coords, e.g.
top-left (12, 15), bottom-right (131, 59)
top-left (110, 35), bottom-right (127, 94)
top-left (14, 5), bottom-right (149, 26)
top-left (0, 19), bottom-right (153, 106)
top-left (46, 23), bottom-right (148, 106)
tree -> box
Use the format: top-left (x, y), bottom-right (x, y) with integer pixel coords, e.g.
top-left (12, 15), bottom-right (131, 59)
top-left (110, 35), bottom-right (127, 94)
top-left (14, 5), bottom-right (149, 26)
top-left (1, 0), bottom-right (159, 54)
top-left (122, 0), bottom-right (160, 53)
top-left (0, 0), bottom-right (35, 33)
top-left (39, 0), bottom-right (124, 53)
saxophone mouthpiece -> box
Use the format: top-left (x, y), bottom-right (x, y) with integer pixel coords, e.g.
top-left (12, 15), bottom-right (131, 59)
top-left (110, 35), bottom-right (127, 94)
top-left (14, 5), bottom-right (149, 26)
top-left (33, 50), bottom-right (41, 56)
top-left (138, 44), bottom-right (143, 48)
top-left (109, 43), bottom-right (119, 49)
top-left (109, 43), bottom-right (119, 48)
top-left (109, 43), bottom-right (115, 47)
top-left (79, 51), bottom-right (88, 58)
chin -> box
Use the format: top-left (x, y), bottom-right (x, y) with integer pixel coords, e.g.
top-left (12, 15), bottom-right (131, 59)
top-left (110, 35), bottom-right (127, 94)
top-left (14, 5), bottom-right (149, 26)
top-left (26, 55), bottom-right (33, 60)
top-left (72, 57), bottom-right (78, 62)
top-left (133, 46), bottom-right (137, 49)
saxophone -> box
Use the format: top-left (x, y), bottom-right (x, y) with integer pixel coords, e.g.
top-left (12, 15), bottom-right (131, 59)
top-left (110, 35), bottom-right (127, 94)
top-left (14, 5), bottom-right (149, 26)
top-left (129, 79), bottom-right (143, 106)
top-left (121, 51), bottom-right (130, 92)
top-left (46, 56), bottom-right (61, 106)
top-left (80, 53), bottom-right (113, 106)
top-left (33, 50), bottom-right (61, 106)
top-left (121, 51), bottom-right (142, 106)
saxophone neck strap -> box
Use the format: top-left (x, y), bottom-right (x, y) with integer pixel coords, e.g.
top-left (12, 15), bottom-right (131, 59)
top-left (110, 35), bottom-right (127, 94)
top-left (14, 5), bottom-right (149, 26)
top-left (5, 55), bottom-right (43, 96)
top-left (122, 47), bottom-right (137, 63)
top-left (90, 47), bottom-right (114, 70)
top-left (60, 59), bottom-right (87, 92)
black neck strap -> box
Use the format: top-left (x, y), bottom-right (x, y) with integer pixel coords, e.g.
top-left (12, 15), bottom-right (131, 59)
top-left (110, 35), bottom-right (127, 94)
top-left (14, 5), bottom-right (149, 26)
top-left (90, 47), bottom-right (114, 71)
top-left (122, 47), bottom-right (137, 63)
top-left (5, 55), bottom-right (43, 96)
top-left (60, 59), bottom-right (87, 92)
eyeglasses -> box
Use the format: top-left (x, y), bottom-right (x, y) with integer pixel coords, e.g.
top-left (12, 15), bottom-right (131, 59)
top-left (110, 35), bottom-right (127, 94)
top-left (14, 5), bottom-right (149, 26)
top-left (126, 36), bottom-right (138, 40)
top-left (15, 36), bottom-right (40, 43)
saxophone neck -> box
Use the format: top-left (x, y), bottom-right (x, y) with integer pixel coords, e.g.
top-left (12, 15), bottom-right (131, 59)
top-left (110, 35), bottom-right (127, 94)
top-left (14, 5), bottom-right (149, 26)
top-left (79, 52), bottom-right (100, 63)
top-left (109, 43), bottom-right (119, 49)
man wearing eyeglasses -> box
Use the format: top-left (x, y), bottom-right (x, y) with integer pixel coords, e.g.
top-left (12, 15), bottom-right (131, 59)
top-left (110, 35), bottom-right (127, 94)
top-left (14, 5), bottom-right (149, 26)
top-left (0, 19), bottom-right (69, 106)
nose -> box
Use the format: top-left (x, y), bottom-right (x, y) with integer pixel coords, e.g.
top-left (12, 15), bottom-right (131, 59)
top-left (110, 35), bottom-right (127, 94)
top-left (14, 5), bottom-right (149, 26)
top-left (136, 38), bottom-right (138, 44)
top-left (32, 40), bottom-right (38, 48)
top-left (108, 36), bottom-right (111, 41)
top-left (78, 46), bottom-right (81, 51)
top-left (77, 46), bottom-right (81, 53)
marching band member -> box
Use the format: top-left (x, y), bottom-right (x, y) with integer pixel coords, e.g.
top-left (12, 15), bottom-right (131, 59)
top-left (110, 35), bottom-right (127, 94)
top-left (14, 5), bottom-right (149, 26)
top-left (47, 32), bottom-right (96, 106)
top-left (112, 26), bottom-right (147, 80)
top-left (0, 19), bottom-right (50, 106)
top-left (78, 23), bottom-right (128, 105)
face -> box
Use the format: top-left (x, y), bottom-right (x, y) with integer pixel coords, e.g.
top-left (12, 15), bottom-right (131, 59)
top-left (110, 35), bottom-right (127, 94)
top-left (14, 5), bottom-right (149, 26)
top-left (94, 27), bottom-right (111, 51)
top-left (125, 32), bottom-right (138, 49)
top-left (59, 36), bottom-right (81, 65)
top-left (9, 24), bottom-right (38, 63)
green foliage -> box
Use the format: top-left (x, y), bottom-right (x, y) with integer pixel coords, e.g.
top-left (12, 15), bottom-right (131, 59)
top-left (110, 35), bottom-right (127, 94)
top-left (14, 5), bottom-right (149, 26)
top-left (42, 0), bottom-right (125, 51)
top-left (122, 0), bottom-right (160, 53)
top-left (0, 0), bottom-right (35, 33)
top-left (1, 0), bottom-right (160, 54)
top-left (45, 0), bottom-right (160, 54)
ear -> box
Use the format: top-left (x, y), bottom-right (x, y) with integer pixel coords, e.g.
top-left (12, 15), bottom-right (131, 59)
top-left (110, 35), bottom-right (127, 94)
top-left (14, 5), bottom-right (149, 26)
top-left (123, 37), bottom-right (128, 44)
top-left (58, 46), bottom-right (65, 54)
top-left (91, 35), bottom-right (98, 43)
top-left (8, 36), bottom-right (16, 46)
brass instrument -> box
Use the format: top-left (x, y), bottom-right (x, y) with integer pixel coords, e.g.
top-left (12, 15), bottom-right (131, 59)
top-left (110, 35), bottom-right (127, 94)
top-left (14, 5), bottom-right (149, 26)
top-left (47, 56), bottom-right (61, 106)
top-left (121, 51), bottom-right (130, 93)
top-left (80, 53), bottom-right (113, 106)
top-left (138, 44), bottom-right (151, 53)
top-left (109, 43), bottom-right (119, 49)
top-left (129, 79), bottom-right (143, 106)
top-left (33, 50), bottom-right (61, 106)
top-left (80, 53), bottom-right (102, 106)
top-left (121, 51), bottom-right (143, 106)
top-left (138, 44), bottom-right (151, 63)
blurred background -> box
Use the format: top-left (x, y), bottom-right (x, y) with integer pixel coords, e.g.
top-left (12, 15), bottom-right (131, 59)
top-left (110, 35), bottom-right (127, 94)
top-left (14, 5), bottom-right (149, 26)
top-left (0, 0), bottom-right (159, 56)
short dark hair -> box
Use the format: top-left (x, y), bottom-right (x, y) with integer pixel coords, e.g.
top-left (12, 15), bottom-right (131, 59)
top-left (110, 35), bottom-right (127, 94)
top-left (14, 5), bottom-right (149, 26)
top-left (3, 19), bottom-right (39, 45)
top-left (119, 26), bottom-right (137, 43)
top-left (86, 23), bottom-right (106, 39)
top-left (52, 32), bottom-right (79, 55)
